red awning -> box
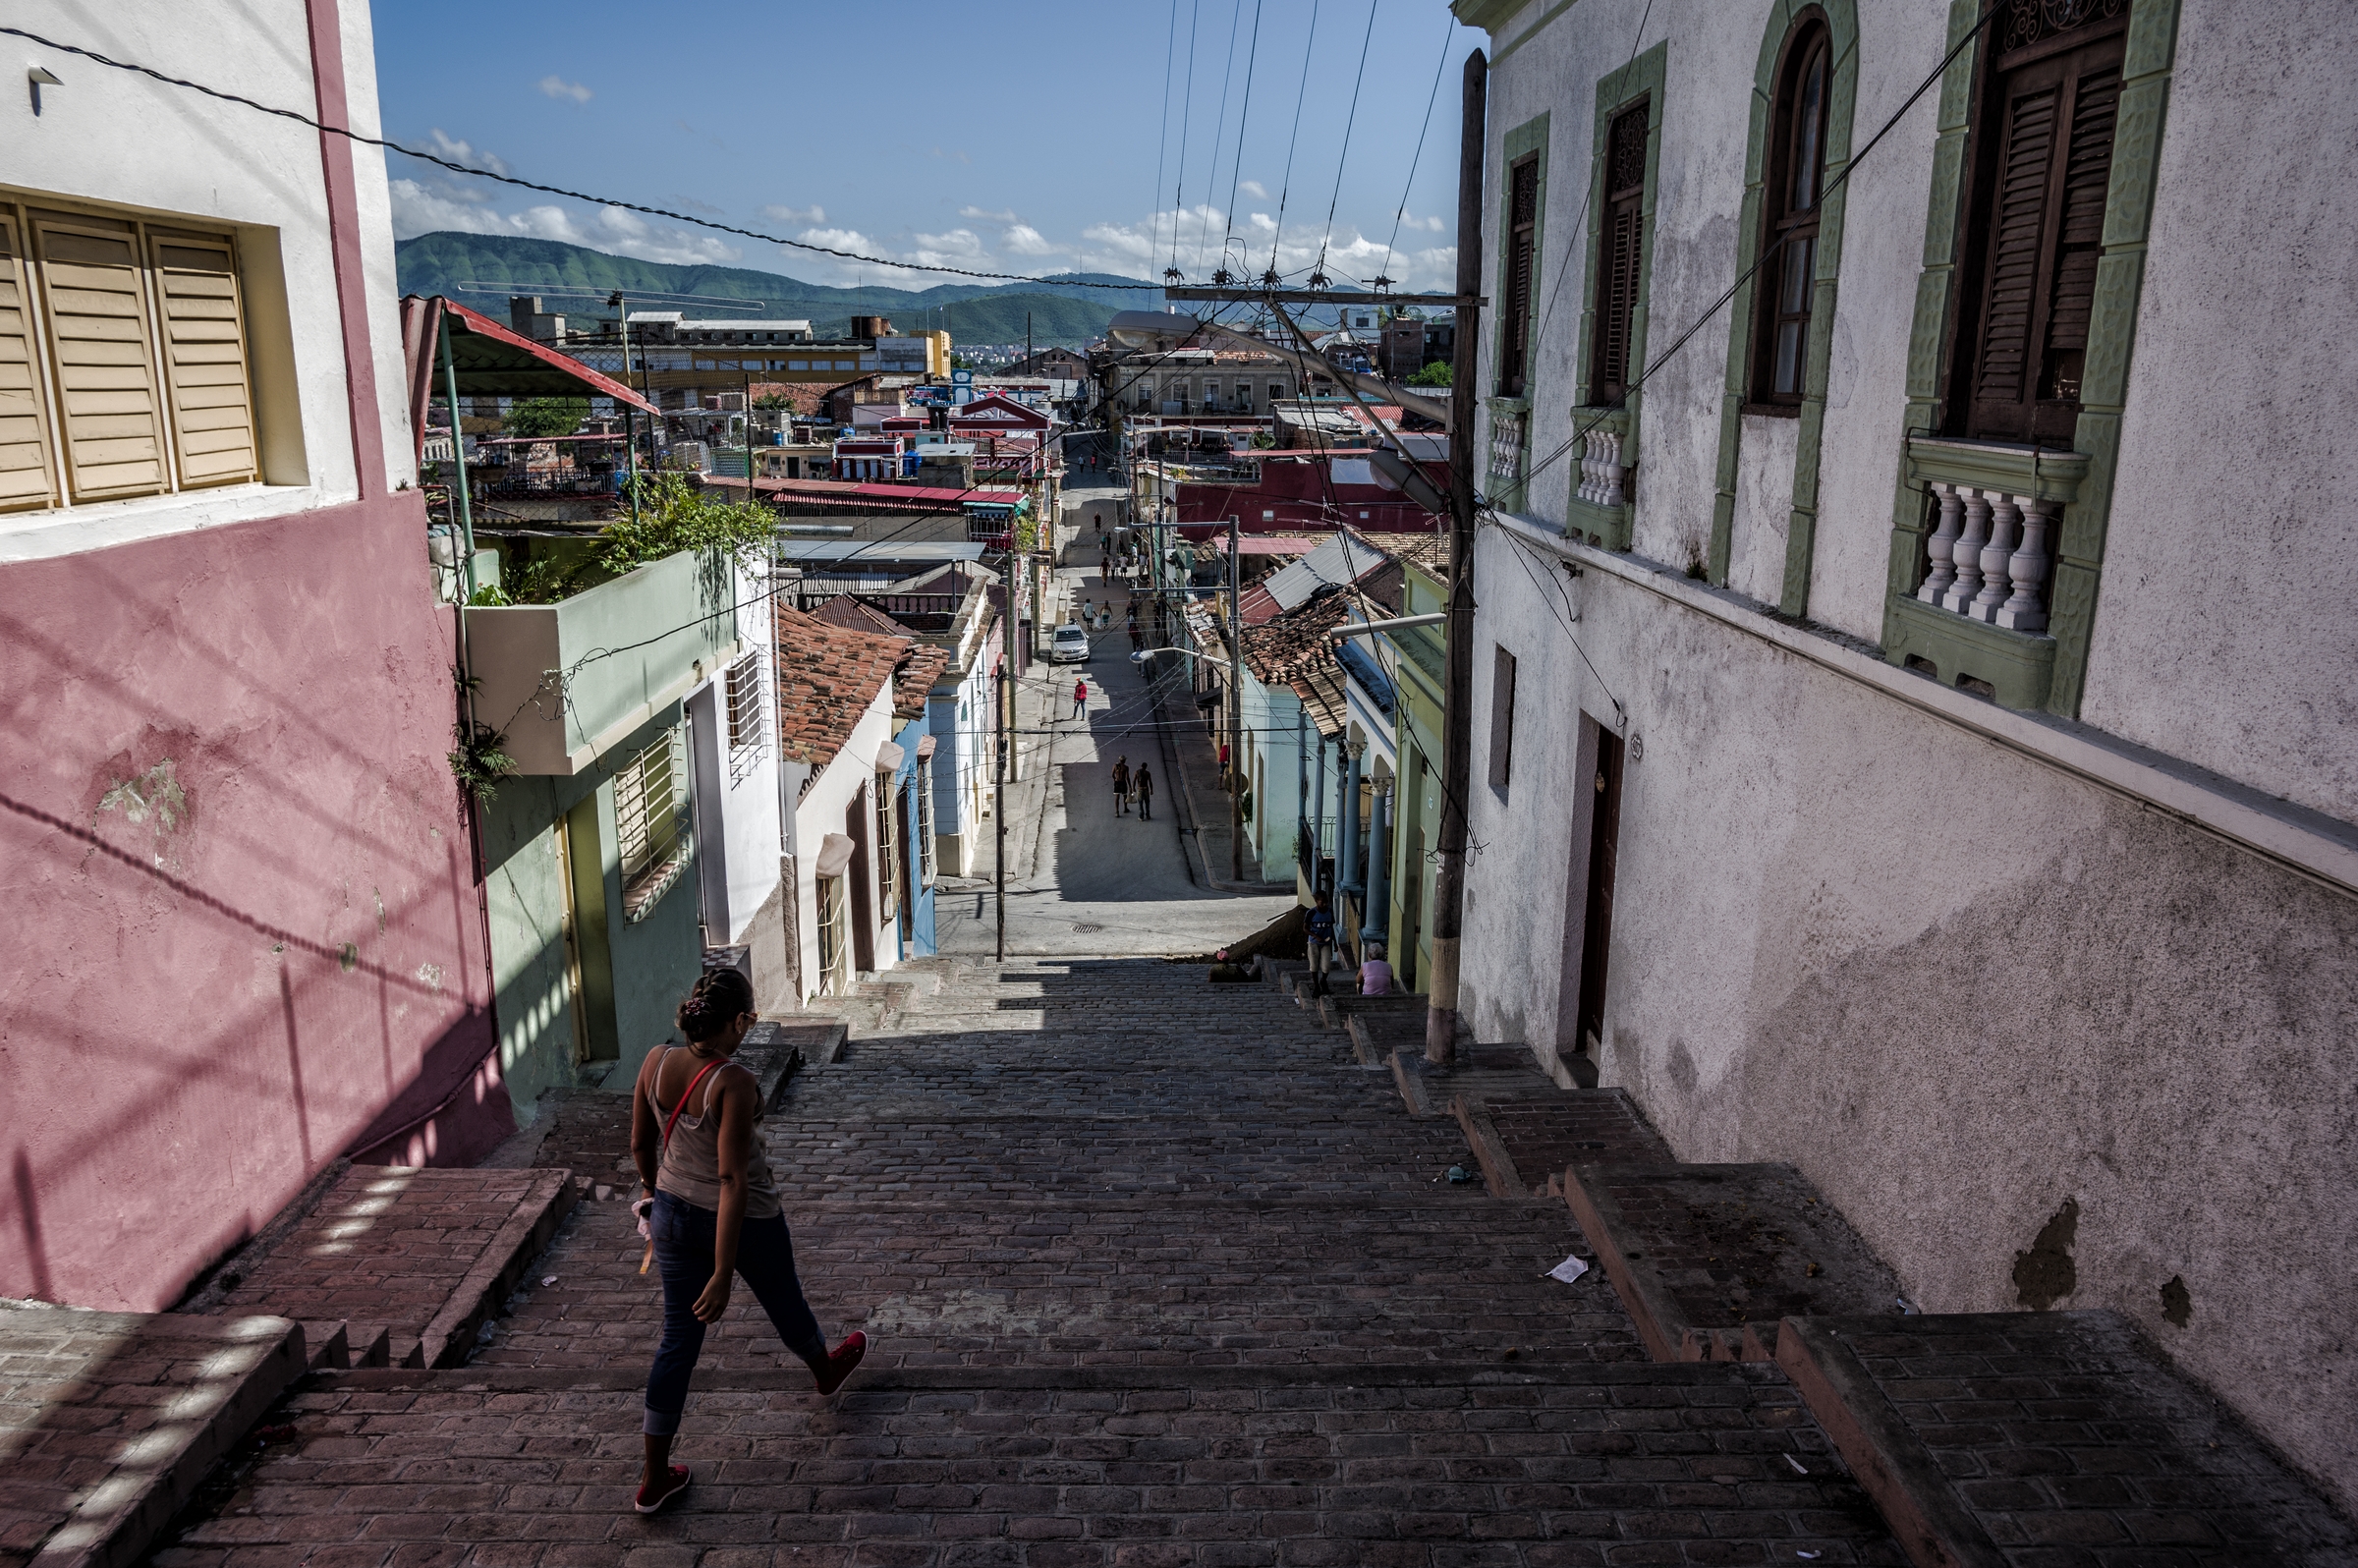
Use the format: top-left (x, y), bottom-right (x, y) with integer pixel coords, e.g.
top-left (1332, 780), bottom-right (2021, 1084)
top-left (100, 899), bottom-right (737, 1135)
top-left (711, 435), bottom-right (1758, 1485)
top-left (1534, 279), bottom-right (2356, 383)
top-left (400, 294), bottom-right (658, 464)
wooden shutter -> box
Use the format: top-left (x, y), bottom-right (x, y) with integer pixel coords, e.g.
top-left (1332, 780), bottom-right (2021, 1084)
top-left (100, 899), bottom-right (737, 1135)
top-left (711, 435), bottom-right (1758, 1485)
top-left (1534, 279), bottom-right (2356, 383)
top-left (1501, 158), bottom-right (1539, 396)
top-left (1591, 105), bottom-right (1649, 403)
top-left (1962, 30), bottom-right (2123, 443)
top-left (0, 213), bottom-right (59, 513)
top-left (31, 212), bottom-right (168, 501)
top-left (149, 230), bottom-right (257, 488)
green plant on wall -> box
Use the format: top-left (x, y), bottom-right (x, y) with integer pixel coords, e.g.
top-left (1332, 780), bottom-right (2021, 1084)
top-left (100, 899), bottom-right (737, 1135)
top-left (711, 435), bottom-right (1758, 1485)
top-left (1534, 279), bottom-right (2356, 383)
top-left (598, 471), bottom-right (776, 577)
top-left (1407, 361), bottom-right (1452, 388)
top-left (446, 669), bottom-right (518, 799)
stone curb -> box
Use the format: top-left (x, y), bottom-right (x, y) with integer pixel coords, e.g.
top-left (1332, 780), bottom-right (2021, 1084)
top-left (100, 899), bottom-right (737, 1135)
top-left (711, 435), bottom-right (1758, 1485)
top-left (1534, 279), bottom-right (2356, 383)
top-left (419, 1169), bottom-right (578, 1370)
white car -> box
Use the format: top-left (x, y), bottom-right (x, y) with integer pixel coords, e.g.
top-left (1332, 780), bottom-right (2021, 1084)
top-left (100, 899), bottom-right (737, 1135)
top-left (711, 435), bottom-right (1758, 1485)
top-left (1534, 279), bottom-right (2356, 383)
top-left (1050, 624), bottom-right (1092, 664)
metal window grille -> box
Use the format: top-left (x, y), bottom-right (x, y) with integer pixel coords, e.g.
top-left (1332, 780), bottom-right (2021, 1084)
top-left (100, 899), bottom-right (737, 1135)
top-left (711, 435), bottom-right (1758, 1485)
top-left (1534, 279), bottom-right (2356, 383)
top-left (816, 874), bottom-right (848, 995)
top-left (615, 726), bottom-right (691, 922)
top-left (918, 760), bottom-right (937, 885)
top-left (875, 772), bottom-right (900, 917)
top-left (725, 650), bottom-right (765, 784)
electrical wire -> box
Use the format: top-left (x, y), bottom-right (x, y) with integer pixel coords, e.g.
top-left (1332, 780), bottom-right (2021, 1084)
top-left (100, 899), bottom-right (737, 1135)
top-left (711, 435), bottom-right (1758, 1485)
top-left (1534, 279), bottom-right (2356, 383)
top-left (0, 23), bottom-right (1151, 294)
top-left (1376, 13), bottom-right (1456, 290)
top-left (1513, 0), bottom-right (2002, 501)
top-left (1217, 0), bottom-right (1268, 280)
top-left (1193, 0), bottom-right (1249, 279)
top-left (1151, 0), bottom-right (1182, 275)
top-left (1314, 0), bottom-right (1381, 284)
top-left (1169, 0), bottom-right (1205, 278)
top-left (1263, 0), bottom-right (1320, 281)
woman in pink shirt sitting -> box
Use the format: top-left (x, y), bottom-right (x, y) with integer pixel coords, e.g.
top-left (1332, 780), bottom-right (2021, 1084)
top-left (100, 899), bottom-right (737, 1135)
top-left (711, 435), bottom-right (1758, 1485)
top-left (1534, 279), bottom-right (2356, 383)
top-left (1360, 942), bottom-right (1395, 996)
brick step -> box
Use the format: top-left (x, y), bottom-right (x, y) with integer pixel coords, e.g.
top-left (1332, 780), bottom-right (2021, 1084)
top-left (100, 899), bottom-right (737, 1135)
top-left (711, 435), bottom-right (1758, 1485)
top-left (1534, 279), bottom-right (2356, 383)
top-left (194, 1358), bottom-right (1899, 1564)
top-left (1562, 1162), bottom-right (1905, 1365)
top-left (1778, 1311), bottom-right (2358, 1567)
top-left (192, 1166), bottom-right (576, 1372)
top-left (0, 1306), bottom-right (308, 1568)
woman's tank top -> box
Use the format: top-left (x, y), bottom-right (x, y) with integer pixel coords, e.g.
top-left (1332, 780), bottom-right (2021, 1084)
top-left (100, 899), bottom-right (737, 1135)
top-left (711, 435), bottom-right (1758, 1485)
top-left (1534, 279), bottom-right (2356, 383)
top-left (653, 1046), bottom-right (783, 1219)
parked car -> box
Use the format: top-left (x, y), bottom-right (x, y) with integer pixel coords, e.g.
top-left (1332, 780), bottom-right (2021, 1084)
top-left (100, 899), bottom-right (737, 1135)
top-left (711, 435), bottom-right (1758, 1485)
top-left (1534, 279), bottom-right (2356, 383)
top-left (1050, 623), bottom-right (1091, 664)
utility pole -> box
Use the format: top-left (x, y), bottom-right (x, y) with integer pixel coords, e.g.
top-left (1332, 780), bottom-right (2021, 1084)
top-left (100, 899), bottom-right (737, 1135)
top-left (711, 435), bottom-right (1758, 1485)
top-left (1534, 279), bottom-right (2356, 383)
top-left (609, 291), bottom-right (643, 525)
top-left (997, 545), bottom-right (1017, 961)
top-left (1228, 511), bottom-right (1243, 883)
top-left (1427, 48), bottom-right (1488, 1068)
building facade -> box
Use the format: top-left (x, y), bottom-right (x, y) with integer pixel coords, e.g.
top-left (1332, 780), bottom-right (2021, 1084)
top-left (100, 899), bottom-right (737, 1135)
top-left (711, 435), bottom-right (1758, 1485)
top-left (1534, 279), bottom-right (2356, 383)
top-left (0, 0), bottom-right (495, 1310)
top-left (1453, 0), bottom-right (2358, 1507)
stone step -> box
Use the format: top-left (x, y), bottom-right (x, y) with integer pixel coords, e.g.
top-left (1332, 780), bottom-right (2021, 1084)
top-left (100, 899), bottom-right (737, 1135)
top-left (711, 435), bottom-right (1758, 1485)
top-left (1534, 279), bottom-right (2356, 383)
top-left (1562, 1162), bottom-right (1904, 1365)
top-left (0, 1306), bottom-right (308, 1568)
top-left (195, 1166), bottom-right (576, 1372)
top-left (1777, 1311), bottom-right (2358, 1566)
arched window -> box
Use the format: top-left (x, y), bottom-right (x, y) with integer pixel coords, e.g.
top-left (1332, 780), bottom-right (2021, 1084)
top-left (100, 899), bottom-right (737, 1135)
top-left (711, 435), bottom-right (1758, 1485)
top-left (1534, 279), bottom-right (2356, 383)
top-left (1750, 18), bottom-right (1831, 408)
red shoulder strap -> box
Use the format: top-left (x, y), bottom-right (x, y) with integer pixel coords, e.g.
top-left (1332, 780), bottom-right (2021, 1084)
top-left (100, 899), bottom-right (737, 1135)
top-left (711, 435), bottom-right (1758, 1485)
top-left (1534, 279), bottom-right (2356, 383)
top-left (661, 1058), bottom-right (725, 1150)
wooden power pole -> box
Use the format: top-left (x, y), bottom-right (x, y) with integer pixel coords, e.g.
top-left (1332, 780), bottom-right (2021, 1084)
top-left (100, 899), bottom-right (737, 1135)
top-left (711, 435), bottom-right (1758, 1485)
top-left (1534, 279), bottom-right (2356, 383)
top-left (1426, 47), bottom-right (1488, 1067)
top-left (997, 545), bottom-right (1017, 960)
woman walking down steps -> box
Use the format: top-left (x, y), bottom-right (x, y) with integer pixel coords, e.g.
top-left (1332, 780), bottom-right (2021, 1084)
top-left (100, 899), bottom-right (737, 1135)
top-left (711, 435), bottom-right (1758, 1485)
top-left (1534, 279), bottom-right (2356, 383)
top-left (628, 967), bottom-right (867, 1514)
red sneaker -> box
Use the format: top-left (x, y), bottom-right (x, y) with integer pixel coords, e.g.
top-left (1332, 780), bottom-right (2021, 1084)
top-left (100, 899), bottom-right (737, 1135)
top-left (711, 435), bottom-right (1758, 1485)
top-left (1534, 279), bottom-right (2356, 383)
top-left (634, 1463), bottom-right (691, 1514)
top-left (814, 1331), bottom-right (868, 1396)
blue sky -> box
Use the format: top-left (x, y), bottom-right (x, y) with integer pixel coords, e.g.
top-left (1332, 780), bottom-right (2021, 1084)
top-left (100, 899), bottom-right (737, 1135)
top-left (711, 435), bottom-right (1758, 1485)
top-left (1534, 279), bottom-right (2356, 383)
top-left (371, 0), bottom-right (1486, 291)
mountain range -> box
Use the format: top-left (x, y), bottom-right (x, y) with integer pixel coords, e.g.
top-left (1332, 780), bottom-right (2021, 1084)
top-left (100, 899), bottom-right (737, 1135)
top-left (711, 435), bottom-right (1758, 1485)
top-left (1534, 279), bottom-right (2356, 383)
top-left (393, 233), bottom-right (1160, 346)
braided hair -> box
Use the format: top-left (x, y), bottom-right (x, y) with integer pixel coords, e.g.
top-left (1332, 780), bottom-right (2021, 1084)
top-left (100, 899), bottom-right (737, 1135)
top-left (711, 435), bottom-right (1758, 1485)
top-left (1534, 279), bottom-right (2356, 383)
top-left (675, 966), bottom-right (756, 1043)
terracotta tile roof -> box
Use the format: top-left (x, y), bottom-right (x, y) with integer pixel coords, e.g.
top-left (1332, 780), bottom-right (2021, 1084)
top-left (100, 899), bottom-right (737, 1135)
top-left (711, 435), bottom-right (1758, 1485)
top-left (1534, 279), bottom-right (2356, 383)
top-left (893, 644), bottom-right (951, 720)
top-left (772, 605), bottom-right (908, 770)
top-left (813, 595), bottom-right (907, 639)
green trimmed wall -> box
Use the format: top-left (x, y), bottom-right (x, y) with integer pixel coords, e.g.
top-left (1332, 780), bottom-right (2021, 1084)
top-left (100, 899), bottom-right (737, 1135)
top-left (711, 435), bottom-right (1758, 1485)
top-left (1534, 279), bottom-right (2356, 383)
top-left (1566, 41), bottom-right (1667, 550)
top-left (1881, 0), bottom-right (2181, 716)
top-left (1488, 112), bottom-right (1550, 514)
top-left (1708, 1), bottom-right (1861, 611)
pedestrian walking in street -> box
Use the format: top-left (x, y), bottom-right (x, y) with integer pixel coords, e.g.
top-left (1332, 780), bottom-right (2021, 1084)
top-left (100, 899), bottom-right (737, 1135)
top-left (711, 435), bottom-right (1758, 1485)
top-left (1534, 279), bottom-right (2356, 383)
top-left (1217, 741), bottom-right (1231, 791)
top-left (630, 968), bottom-right (866, 1515)
top-left (1071, 678), bottom-right (1089, 720)
top-left (1307, 892), bottom-right (1337, 997)
top-left (1134, 764), bottom-right (1153, 820)
top-left (1359, 942), bottom-right (1395, 996)
top-left (1111, 756), bottom-right (1131, 815)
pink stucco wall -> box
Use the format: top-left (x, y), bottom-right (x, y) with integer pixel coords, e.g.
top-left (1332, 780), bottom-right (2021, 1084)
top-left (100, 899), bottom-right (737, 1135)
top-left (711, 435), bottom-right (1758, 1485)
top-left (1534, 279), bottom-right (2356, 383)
top-left (0, 490), bottom-right (510, 1313)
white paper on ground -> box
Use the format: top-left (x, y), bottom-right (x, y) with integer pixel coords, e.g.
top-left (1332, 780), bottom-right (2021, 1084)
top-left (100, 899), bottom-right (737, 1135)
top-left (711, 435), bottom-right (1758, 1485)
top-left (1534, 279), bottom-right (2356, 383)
top-left (1544, 1254), bottom-right (1590, 1285)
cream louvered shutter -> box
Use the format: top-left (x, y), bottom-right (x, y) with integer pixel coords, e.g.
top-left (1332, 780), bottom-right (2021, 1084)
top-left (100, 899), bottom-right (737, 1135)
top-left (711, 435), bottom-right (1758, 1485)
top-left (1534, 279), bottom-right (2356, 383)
top-left (0, 213), bottom-right (59, 512)
top-left (32, 212), bottom-right (168, 501)
top-left (149, 230), bottom-right (257, 487)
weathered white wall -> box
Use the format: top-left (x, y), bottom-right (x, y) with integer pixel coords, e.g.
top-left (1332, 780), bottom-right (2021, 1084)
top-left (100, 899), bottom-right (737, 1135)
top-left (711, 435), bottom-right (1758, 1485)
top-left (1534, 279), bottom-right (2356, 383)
top-left (790, 691), bottom-right (898, 1000)
top-left (1465, 0), bottom-right (2358, 1514)
top-left (721, 563), bottom-right (783, 944)
top-left (1461, 529), bottom-right (2358, 1511)
top-left (2078, 1), bottom-right (2358, 821)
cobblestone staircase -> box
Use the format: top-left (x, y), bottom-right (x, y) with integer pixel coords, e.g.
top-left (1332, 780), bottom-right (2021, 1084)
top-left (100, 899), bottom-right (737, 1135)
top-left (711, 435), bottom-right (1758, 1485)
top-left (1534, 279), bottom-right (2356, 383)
top-left (133, 955), bottom-right (2355, 1566)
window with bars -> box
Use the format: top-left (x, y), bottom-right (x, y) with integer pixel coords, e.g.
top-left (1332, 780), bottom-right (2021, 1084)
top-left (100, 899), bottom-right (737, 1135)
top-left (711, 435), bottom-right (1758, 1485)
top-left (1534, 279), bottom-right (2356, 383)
top-left (0, 202), bottom-right (261, 513)
top-left (1498, 156), bottom-right (1541, 397)
top-left (918, 759), bottom-right (937, 885)
top-left (1751, 21), bottom-right (1832, 408)
top-left (1948, 4), bottom-right (2126, 445)
top-left (1589, 104), bottom-right (1651, 405)
top-left (724, 651), bottom-right (765, 784)
top-left (615, 726), bottom-right (692, 923)
top-left (874, 767), bottom-right (900, 919)
top-left (815, 873), bottom-right (847, 995)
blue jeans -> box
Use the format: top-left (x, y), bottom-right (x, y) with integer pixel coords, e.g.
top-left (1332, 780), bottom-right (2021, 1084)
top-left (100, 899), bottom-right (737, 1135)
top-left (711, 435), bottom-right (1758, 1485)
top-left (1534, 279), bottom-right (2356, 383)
top-left (644, 1190), bottom-right (828, 1435)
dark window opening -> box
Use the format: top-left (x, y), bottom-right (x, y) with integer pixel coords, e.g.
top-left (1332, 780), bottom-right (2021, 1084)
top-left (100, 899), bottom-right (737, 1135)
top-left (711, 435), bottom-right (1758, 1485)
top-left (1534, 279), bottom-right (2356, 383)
top-left (1590, 103), bottom-right (1651, 405)
top-left (1946, 9), bottom-right (2126, 445)
top-left (1751, 19), bottom-right (1832, 408)
top-left (1499, 156), bottom-right (1540, 397)
top-left (1488, 646), bottom-right (1517, 791)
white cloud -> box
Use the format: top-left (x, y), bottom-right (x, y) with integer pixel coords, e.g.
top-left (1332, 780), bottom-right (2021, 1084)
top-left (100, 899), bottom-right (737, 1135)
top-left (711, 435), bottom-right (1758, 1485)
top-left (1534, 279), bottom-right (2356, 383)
top-left (959, 205), bottom-right (1019, 223)
top-left (763, 203), bottom-right (825, 225)
top-left (537, 75), bottom-right (592, 104)
top-left (389, 180), bottom-right (740, 265)
top-left (668, 194), bottom-right (726, 217)
top-left (1001, 223), bottom-right (1057, 256)
top-left (929, 146), bottom-right (974, 166)
top-left (1395, 209), bottom-right (1449, 234)
top-left (425, 128), bottom-right (509, 177)
top-left (1239, 180), bottom-right (1268, 199)
top-left (1068, 203), bottom-right (1457, 292)
top-left (796, 226), bottom-right (878, 255)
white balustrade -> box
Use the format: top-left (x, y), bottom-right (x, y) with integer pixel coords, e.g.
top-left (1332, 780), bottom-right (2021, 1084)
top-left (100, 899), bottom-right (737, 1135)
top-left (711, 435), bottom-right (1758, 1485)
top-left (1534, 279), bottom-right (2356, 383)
top-left (1918, 481), bottom-right (1963, 604)
top-left (1923, 485), bottom-right (2054, 633)
top-left (1996, 497), bottom-right (2053, 632)
top-left (1576, 426), bottom-right (1626, 509)
top-left (1487, 411), bottom-right (1529, 498)
top-left (1940, 489), bottom-right (1992, 615)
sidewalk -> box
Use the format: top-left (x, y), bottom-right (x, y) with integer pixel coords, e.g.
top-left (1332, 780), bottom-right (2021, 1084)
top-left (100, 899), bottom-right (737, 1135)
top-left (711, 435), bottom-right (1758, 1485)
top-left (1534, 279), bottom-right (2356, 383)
top-left (1153, 658), bottom-right (1296, 897)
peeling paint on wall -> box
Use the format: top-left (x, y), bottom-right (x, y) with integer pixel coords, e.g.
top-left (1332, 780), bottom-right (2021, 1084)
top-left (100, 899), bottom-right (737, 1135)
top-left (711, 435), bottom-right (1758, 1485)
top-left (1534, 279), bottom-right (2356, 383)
top-left (95, 758), bottom-right (190, 868)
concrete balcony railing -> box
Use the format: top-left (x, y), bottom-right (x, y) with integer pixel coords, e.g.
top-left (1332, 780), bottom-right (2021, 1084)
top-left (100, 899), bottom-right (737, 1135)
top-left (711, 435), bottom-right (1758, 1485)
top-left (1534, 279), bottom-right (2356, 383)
top-left (465, 549), bottom-right (740, 774)
top-left (1886, 437), bottom-right (2088, 710)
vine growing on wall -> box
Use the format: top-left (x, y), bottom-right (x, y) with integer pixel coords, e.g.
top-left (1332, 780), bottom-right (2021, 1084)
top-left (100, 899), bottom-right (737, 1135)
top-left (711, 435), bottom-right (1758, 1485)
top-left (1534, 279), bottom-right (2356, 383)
top-left (447, 668), bottom-right (518, 800)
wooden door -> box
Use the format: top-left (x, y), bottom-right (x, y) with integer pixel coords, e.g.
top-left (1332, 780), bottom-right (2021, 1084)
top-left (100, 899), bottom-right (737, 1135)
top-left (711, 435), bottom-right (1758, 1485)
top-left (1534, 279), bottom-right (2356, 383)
top-left (895, 784), bottom-right (916, 943)
top-left (1575, 730), bottom-right (1625, 1051)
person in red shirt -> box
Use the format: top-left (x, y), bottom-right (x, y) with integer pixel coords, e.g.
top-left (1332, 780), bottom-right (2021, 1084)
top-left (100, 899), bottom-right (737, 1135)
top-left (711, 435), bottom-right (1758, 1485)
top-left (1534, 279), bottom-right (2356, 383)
top-left (1071, 678), bottom-right (1089, 720)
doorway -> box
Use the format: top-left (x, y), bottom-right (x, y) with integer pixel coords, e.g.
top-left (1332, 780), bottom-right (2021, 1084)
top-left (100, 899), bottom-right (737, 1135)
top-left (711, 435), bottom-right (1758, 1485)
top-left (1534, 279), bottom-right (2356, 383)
top-left (846, 786), bottom-right (875, 975)
top-left (1575, 728), bottom-right (1625, 1054)
top-left (559, 796), bottom-right (618, 1064)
